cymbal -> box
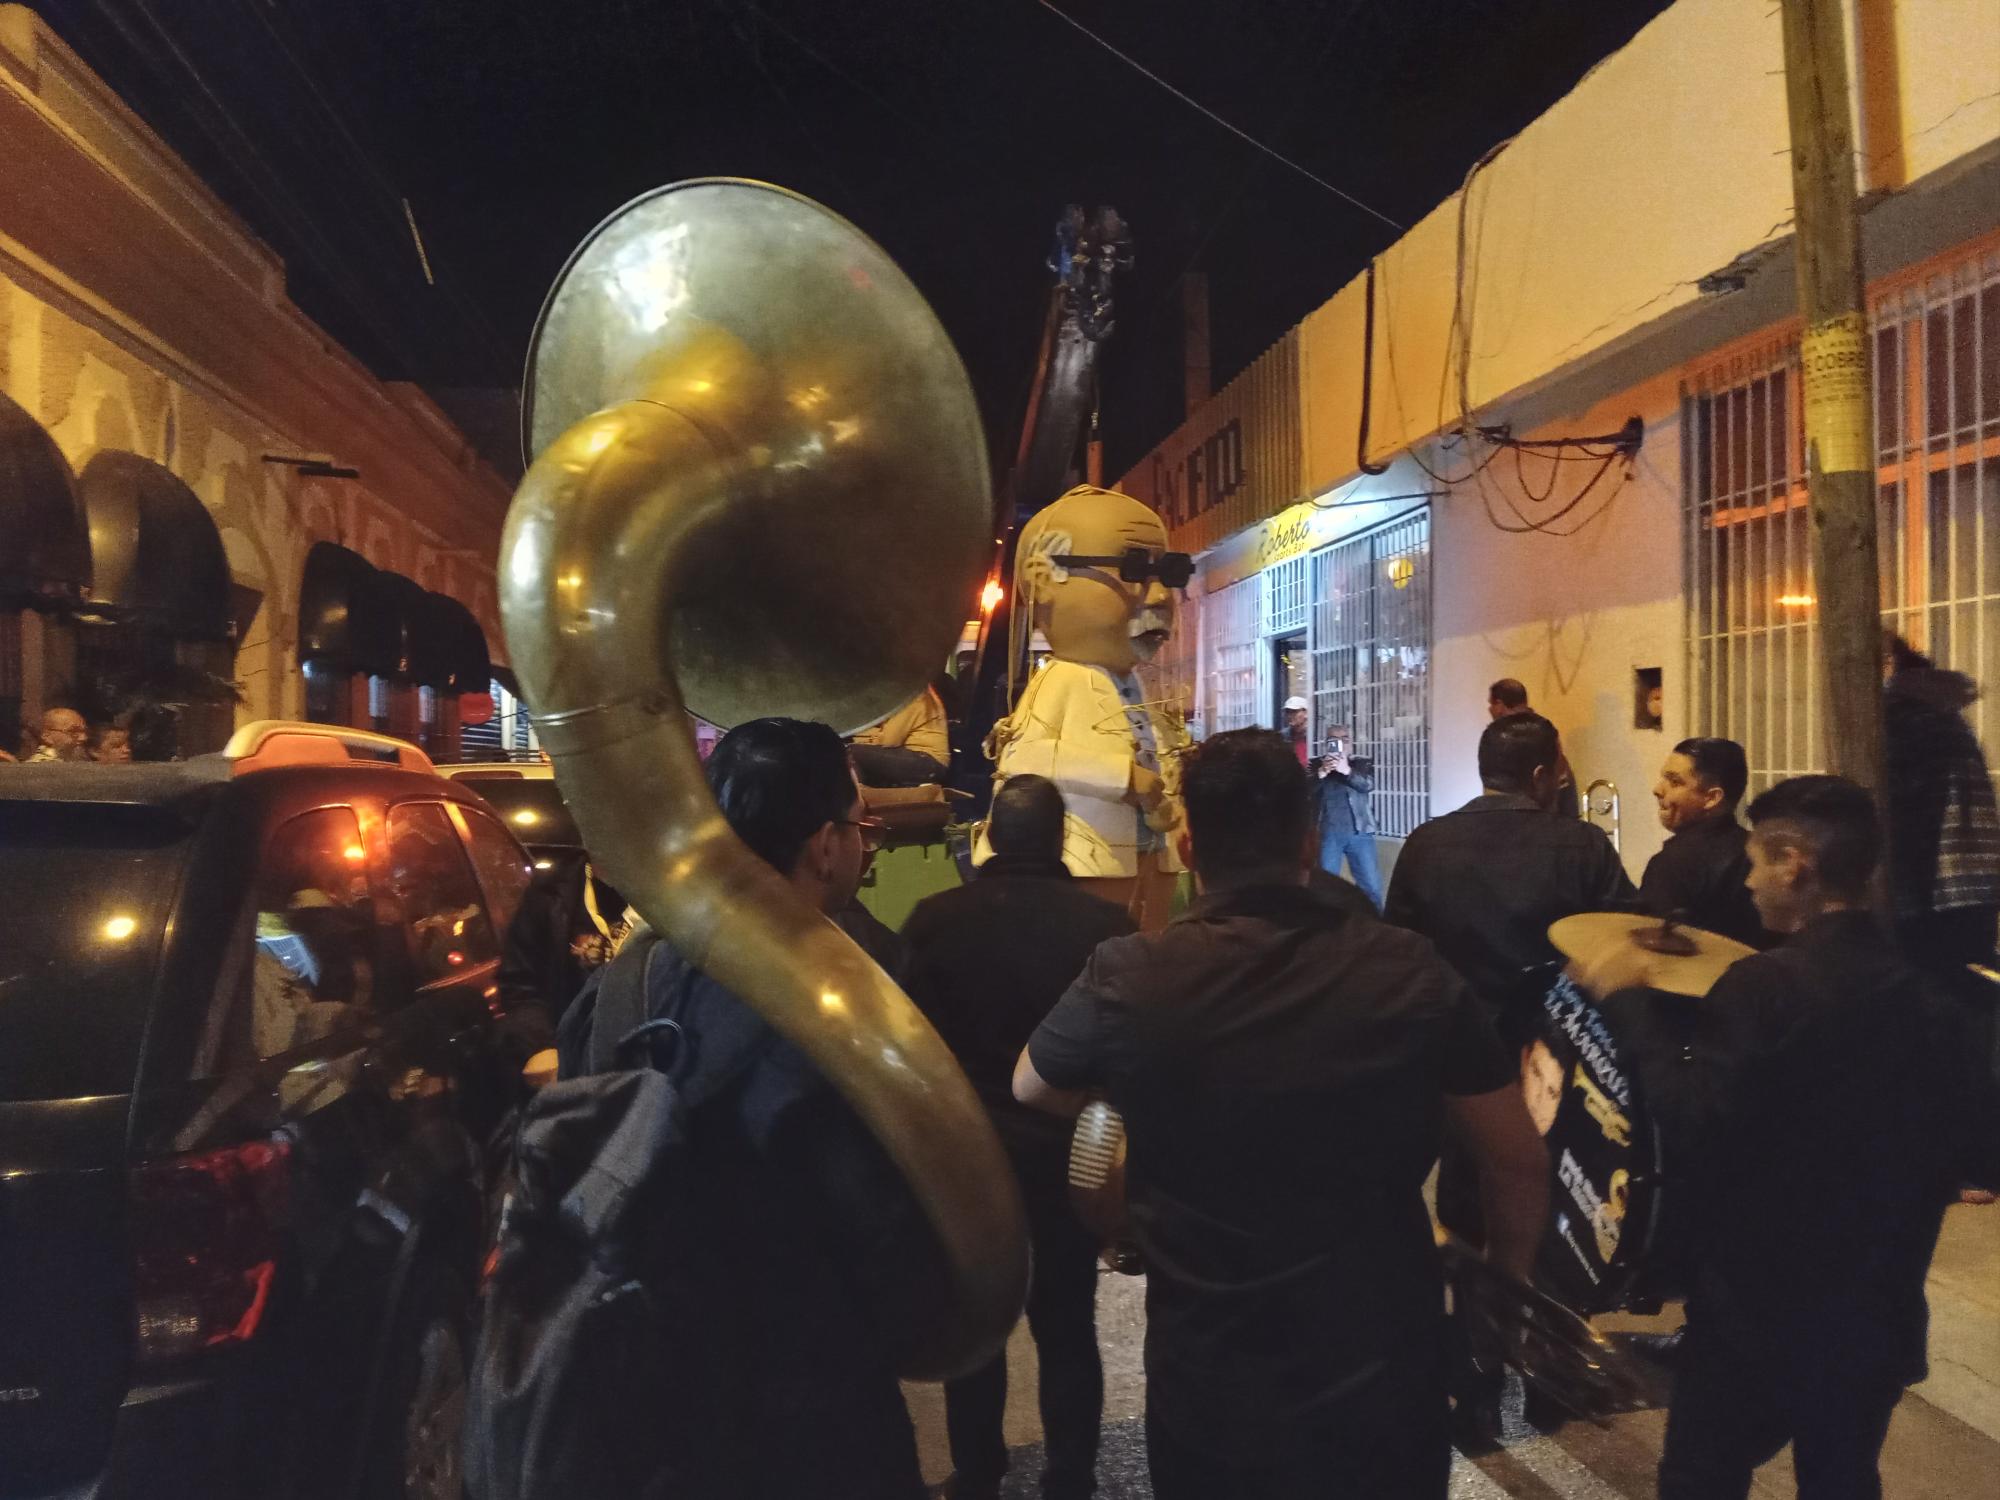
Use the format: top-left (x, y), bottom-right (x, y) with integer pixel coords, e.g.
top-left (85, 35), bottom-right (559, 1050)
top-left (1549, 912), bottom-right (1756, 998)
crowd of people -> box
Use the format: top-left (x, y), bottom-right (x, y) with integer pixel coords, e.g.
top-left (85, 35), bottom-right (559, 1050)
top-left (10, 621), bottom-right (1996, 1496)
top-left (490, 623), bottom-right (1995, 1500)
top-left (0, 704), bottom-right (133, 763)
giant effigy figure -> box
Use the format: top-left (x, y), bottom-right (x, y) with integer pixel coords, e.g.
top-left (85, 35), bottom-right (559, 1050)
top-left (981, 484), bottom-right (1189, 930)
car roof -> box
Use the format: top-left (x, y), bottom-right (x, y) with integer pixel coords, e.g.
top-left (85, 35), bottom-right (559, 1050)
top-left (445, 761), bottom-right (554, 780)
top-left (0, 757), bottom-right (491, 819)
top-left (0, 758), bottom-right (231, 811)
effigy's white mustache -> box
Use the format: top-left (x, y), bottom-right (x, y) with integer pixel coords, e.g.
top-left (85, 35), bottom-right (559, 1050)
top-left (1129, 607), bottom-right (1172, 637)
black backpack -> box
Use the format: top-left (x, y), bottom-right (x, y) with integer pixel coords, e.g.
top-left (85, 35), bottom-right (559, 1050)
top-left (464, 934), bottom-right (760, 1500)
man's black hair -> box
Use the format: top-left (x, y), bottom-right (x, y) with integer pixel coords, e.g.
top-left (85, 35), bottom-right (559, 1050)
top-left (1673, 736), bottom-right (1750, 812)
top-left (1478, 711), bottom-right (1559, 795)
top-left (705, 717), bottom-right (855, 875)
top-left (1181, 728), bottom-right (1309, 878)
top-left (1745, 774), bottom-right (1880, 899)
top-left (1488, 678), bottom-right (1529, 711)
top-left (987, 774), bottom-right (1066, 860)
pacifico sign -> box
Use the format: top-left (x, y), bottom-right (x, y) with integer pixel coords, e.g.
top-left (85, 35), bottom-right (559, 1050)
top-left (1150, 417), bottom-right (1246, 530)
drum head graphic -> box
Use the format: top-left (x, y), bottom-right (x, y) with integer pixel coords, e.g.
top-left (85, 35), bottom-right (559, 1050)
top-left (1528, 969), bottom-right (1660, 1313)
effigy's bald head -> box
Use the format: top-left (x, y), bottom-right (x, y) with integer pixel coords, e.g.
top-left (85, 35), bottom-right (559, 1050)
top-left (1017, 486), bottom-right (1175, 674)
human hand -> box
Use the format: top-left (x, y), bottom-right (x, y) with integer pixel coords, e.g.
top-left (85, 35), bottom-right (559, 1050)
top-left (1565, 945), bottom-right (1651, 1001)
top-left (1961, 1186), bottom-right (1997, 1206)
top-left (522, 1049), bottom-right (560, 1089)
top-left (1329, 749), bottom-right (1351, 776)
top-left (1128, 763), bottom-right (1165, 810)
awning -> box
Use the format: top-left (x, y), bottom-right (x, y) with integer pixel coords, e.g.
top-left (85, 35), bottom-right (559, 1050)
top-left (424, 591), bottom-right (492, 696)
top-left (298, 541), bottom-right (399, 676)
top-left (298, 541), bottom-right (494, 689)
top-left (376, 571), bottom-right (437, 682)
top-left (0, 390), bottom-right (89, 609)
top-left (77, 451), bottom-right (232, 640)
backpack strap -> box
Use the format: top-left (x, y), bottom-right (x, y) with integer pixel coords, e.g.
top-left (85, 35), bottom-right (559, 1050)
top-left (584, 930), bottom-right (665, 1076)
top-left (586, 930), bottom-right (771, 1105)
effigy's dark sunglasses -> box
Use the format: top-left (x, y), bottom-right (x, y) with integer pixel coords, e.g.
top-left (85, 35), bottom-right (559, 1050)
top-left (1052, 548), bottom-right (1195, 589)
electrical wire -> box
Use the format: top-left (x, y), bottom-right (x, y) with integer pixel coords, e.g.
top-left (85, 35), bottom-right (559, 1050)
top-left (230, 0), bottom-right (514, 371)
top-left (1431, 134), bottom-right (1643, 536)
top-left (1033, 0), bottom-right (1405, 233)
top-left (1146, 0), bottom-right (1379, 309)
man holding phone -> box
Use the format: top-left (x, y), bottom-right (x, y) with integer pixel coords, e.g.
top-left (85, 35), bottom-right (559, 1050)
top-left (1317, 724), bottom-right (1383, 910)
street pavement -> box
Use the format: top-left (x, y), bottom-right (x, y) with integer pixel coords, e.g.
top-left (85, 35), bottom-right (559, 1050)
top-left (905, 1202), bottom-right (2000, 1497)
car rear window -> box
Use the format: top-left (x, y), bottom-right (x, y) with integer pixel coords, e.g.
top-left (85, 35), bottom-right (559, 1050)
top-left (0, 802), bottom-right (192, 1102)
top-left (453, 776), bottom-right (579, 851)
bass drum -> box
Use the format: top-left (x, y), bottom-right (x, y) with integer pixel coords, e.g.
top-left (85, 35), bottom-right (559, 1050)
top-left (1523, 969), bottom-right (1674, 1314)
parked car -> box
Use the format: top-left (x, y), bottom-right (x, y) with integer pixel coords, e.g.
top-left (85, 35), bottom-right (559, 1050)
top-left (0, 722), bottom-right (533, 1500)
top-left (438, 763), bottom-right (576, 870)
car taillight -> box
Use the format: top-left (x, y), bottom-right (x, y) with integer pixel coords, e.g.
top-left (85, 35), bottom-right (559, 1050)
top-left (130, 1137), bottom-right (290, 1363)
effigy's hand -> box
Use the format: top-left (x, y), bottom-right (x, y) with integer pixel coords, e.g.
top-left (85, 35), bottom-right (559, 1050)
top-left (1128, 763), bottom-right (1165, 811)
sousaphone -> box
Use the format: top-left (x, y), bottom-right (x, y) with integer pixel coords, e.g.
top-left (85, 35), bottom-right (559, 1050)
top-left (502, 179), bottom-right (1028, 1378)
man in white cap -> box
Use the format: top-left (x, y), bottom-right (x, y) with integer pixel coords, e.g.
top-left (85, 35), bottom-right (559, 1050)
top-left (1282, 695), bottom-right (1311, 769)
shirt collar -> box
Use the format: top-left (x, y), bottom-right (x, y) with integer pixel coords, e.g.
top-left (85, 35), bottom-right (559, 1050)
top-left (1177, 878), bottom-right (1342, 925)
top-left (1788, 907), bottom-right (1881, 944)
top-left (978, 852), bottom-right (1072, 881)
top-left (1668, 813), bottom-right (1745, 841)
top-left (1457, 791), bottom-right (1543, 814)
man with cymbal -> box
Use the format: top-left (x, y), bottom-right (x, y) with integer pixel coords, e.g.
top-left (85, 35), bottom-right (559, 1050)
top-left (1571, 775), bottom-right (1975, 1500)
top-left (1642, 736), bottom-right (1768, 949)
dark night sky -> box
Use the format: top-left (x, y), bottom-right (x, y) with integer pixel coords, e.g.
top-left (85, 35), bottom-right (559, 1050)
top-left (35, 0), bottom-right (1672, 477)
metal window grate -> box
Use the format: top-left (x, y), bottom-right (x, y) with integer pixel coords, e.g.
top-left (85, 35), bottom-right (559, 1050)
top-left (1685, 245), bottom-right (2000, 793)
top-left (1138, 583), bottom-right (1201, 736)
top-left (1311, 509), bottom-right (1432, 837)
top-left (1262, 553), bottom-right (1309, 637)
top-left (1205, 576), bottom-right (1261, 735)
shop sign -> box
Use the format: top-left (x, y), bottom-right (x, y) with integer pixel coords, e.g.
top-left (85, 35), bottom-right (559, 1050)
top-left (1197, 484), bottom-right (1430, 592)
top-left (1201, 497), bottom-right (1338, 590)
top-left (1120, 328), bottom-right (1301, 555)
top-left (1150, 417), bottom-right (1246, 530)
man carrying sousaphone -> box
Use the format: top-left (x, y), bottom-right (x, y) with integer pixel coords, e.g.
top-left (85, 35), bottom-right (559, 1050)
top-left (1563, 775), bottom-right (1982, 1499)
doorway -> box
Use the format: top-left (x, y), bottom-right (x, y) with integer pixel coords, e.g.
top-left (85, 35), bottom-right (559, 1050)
top-left (1272, 630), bottom-right (1309, 745)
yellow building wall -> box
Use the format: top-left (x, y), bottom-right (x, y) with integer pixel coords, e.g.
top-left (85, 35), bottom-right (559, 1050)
top-left (1294, 0), bottom-right (2000, 503)
top-left (1427, 372), bottom-right (1689, 879)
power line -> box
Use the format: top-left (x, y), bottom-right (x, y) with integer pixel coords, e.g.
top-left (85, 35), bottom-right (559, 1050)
top-left (1147, 0), bottom-right (1376, 308)
top-left (1032, 0), bottom-right (1405, 234)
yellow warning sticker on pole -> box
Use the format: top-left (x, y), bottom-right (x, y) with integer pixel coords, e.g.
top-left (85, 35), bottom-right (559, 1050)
top-left (1801, 313), bottom-right (1871, 475)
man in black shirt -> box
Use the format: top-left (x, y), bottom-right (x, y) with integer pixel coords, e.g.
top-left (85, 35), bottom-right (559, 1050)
top-left (1387, 712), bottom-right (1635, 1045)
top-left (1581, 776), bottom-right (1969, 1500)
top-left (1488, 678), bottom-right (1580, 818)
top-left (903, 775), bottom-right (1134, 1500)
top-left (1641, 736), bottom-right (1766, 947)
top-left (1014, 729), bottom-right (1548, 1499)
top-left (556, 718), bottom-right (936, 1499)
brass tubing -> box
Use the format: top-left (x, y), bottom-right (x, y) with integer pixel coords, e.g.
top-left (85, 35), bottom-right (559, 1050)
top-left (502, 395), bottom-right (1029, 1381)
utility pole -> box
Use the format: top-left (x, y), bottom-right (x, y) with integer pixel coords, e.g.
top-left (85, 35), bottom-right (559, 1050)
top-left (1779, 0), bottom-right (1885, 791)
